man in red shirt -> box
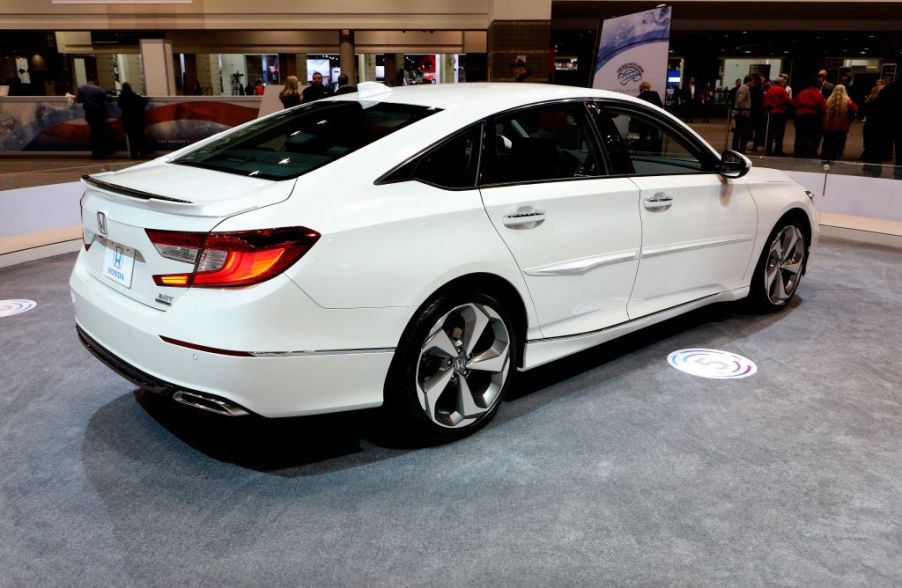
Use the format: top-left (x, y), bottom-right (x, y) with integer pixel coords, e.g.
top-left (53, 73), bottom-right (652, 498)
top-left (763, 77), bottom-right (792, 156)
top-left (793, 77), bottom-right (827, 158)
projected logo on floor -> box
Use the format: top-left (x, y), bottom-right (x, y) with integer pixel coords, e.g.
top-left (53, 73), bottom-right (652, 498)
top-left (0, 299), bottom-right (37, 317)
top-left (667, 348), bottom-right (757, 379)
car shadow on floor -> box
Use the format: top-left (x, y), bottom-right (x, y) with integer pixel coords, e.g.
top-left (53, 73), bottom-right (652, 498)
top-left (505, 297), bottom-right (801, 402)
top-left (131, 389), bottom-right (409, 476)
top-left (121, 297), bottom-right (800, 475)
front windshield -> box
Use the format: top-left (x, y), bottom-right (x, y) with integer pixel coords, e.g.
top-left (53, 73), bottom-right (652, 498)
top-left (173, 101), bottom-right (440, 180)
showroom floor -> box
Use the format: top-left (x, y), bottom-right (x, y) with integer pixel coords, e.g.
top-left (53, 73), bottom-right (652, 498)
top-left (1, 238), bottom-right (900, 586)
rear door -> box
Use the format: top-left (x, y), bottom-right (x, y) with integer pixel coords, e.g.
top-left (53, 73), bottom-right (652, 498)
top-left (479, 101), bottom-right (642, 338)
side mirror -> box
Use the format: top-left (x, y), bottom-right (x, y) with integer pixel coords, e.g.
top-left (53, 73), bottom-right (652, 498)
top-left (720, 149), bottom-right (751, 179)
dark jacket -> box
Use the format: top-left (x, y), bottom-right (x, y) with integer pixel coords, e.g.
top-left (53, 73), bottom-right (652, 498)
top-left (301, 84), bottom-right (330, 103)
top-left (117, 89), bottom-right (147, 129)
top-left (279, 92), bottom-right (301, 108)
top-left (637, 90), bottom-right (663, 108)
top-left (76, 83), bottom-right (110, 121)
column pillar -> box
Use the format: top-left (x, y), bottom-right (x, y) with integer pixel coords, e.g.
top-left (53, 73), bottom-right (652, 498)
top-left (357, 54), bottom-right (366, 82)
top-left (278, 53), bottom-right (296, 82)
top-left (339, 29), bottom-right (357, 84)
top-left (181, 53), bottom-right (198, 94)
top-left (486, 21), bottom-right (551, 82)
top-left (140, 38), bottom-right (176, 96)
top-left (95, 54), bottom-right (117, 91)
top-left (364, 54), bottom-right (377, 83)
top-left (486, 0), bottom-right (552, 82)
top-left (295, 54), bottom-right (307, 83)
top-left (441, 54), bottom-right (457, 84)
top-left (118, 53), bottom-right (146, 95)
top-left (384, 54), bottom-right (397, 85)
top-left (194, 54), bottom-right (217, 95)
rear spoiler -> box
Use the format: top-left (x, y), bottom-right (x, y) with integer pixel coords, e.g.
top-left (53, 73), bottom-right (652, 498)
top-left (81, 175), bottom-right (193, 204)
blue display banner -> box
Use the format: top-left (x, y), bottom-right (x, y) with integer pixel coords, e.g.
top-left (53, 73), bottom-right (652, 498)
top-left (592, 6), bottom-right (671, 101)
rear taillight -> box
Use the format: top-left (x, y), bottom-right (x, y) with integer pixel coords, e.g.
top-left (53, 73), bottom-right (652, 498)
top-left (146, 227), bottom-right (320, 288)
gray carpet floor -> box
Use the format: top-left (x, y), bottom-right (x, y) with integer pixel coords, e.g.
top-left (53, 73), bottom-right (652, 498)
top-left (1, 238), bottom-right (900, 586)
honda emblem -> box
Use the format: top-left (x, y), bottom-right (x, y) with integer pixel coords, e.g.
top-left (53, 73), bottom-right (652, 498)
top-left (97, 212), bottom-right (107, 235)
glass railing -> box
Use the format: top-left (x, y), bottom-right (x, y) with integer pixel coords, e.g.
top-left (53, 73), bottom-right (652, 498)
top-left (0, 95), bottom-right (261, 154)
top-left (0, 160), bottom-right (137, 192)
top-left (748, 156), bottom-right (902, 238)
top-left (693, 114), bottom-right (901, 237)
top-left (0, 163), bottom-right (94, 259)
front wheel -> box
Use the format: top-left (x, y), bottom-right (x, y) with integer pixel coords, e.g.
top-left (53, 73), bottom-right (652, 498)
top-left (384, 292), bottom-right (518, 444)
top-left (749, 220), bottom-right (807, 311)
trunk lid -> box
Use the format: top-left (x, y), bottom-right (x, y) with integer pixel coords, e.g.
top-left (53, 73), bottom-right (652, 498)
top-left (85, 160), bottom-right (295, 217)
top-left (79, 164), bottom-right (296, 309)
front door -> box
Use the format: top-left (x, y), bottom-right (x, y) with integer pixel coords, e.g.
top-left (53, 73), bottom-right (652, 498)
top-left (597, 103), bottom-right (758, 319)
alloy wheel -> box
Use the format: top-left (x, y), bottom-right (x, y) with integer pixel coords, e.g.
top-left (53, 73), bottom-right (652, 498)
top-left (414, 303), bottom-right (511, 428)
top-left (764, 225), bottom-right (805, 304)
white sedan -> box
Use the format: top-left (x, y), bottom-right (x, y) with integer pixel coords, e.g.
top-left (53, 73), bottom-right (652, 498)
top-left (70, 82), bottom-right (816, 443)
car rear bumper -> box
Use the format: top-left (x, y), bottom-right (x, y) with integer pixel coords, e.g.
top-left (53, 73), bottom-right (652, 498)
top-left (77, 324), bottom-right (254, 416)
top-left (70, 255), bottom-right (399, 418)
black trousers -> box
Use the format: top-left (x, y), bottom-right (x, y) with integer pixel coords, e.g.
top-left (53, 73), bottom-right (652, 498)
top-left (752, 112), bottom-right (766, 148)
top-left (124, 123), bottom-right (148, 159)
top-left (765, 114), bottom-right (787, 155)
top-left (821, 130), bottom-right (848, 161)
top-left (862, 123), bottom-right (892, 163)
top-left (793, 115), bottom-right (821, 159)
top-left (86, 114), bottom-right (108, 158)
top-left (732, 116), bottom-right (752, 153)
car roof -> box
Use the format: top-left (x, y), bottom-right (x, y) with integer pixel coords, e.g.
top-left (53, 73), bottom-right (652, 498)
top-left (317, 82), bottom-right (720, 163)
top-left (328, 82), bottom-right (649, 115)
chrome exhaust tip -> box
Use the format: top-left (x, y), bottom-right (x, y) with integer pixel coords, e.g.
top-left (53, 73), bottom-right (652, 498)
top-left (172, 390), bottom-right (249, 417)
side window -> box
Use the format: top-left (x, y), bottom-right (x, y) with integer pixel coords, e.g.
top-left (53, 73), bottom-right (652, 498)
top-left (604, 106), bottom-right (709, 175)
top-left (481, 103), bottom-right (605, 185)
top-left (411, 125), bottom-right (481, 189)
top-left (587, 102), bottom-right (633, 175)
top-left (379, 124), bottom-right (482, 189)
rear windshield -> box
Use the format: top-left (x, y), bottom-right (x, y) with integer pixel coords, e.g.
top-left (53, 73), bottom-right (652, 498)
top-left (173, 101), bottom-right (440, 180)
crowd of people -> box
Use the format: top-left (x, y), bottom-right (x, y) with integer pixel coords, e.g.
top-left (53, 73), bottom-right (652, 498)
top-left (677, 77), bottom-right (716, 123)
top-left (72, 73), bottom-right (358, 160)
top-left (277, 72), bottom-right (356, 108)
top-left (72, 68), bottom-right (902, 173)
top-left (727, 69), bottom-right (901, 171)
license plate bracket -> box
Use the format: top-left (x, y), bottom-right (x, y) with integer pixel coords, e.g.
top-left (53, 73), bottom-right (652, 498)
top-left (102, 242), bottom-right (136, 288)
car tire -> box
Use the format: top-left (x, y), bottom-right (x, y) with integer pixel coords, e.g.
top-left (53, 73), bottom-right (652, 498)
top-left (384, 291), bottom-right (518, 445)
top-left (748, 219), bottom-right (808, 312)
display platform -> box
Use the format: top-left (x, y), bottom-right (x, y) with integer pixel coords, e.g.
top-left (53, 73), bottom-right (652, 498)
top-left (1, 238), bottom-right (900, 585)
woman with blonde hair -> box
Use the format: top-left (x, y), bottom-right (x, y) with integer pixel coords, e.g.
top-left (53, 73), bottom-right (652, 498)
top-left (821, 84), bottom-right (857, 160)
top-left (279, 75), bottom-right (301, 109)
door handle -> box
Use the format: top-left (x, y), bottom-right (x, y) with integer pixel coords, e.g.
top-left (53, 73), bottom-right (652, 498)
top-left (643, 192), bottom-right (673, 211)
top-left (503, 206), bottom-right (546, 229)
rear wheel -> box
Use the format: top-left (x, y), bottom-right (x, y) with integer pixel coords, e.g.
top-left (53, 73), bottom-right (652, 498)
top-left (385, 292), bottom-right (517, 444)
top-left (749, 220), bottom-right (807, 311)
